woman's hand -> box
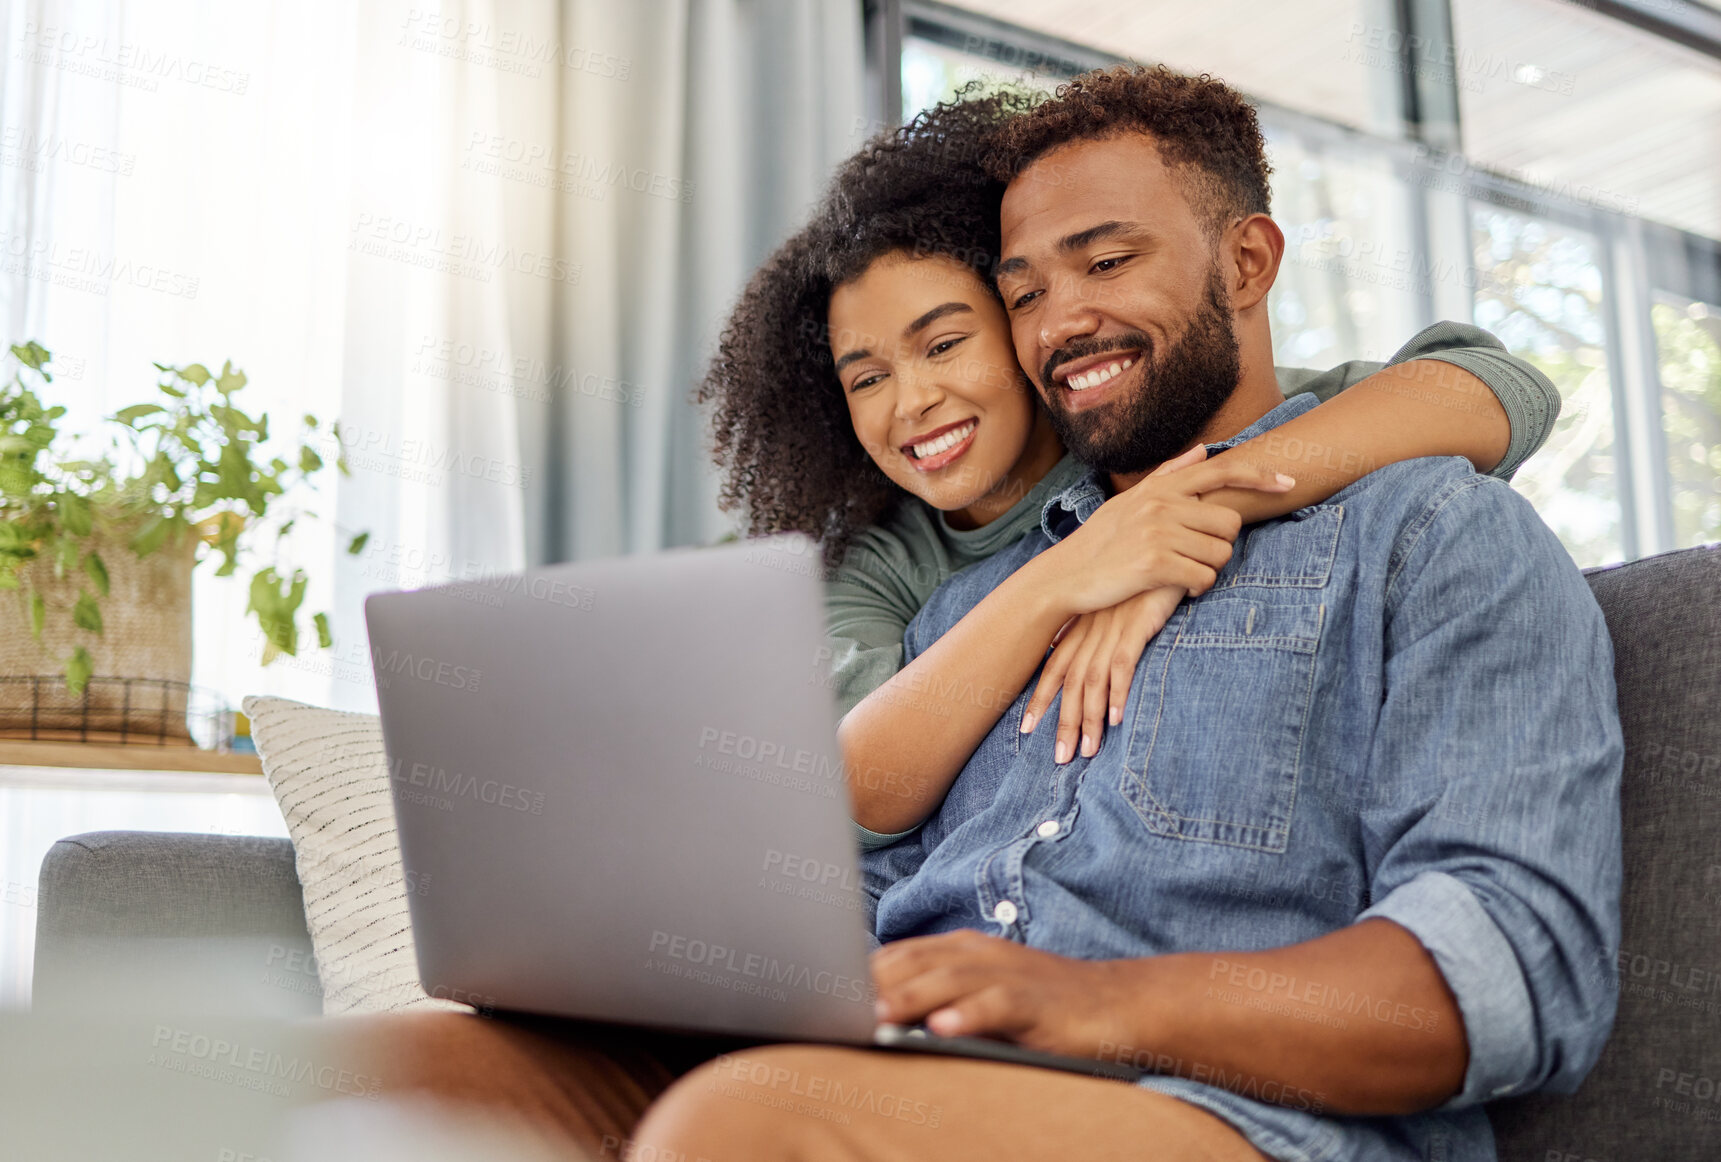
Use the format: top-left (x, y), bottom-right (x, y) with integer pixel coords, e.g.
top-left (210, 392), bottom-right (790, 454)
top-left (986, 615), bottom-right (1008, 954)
top-left (1049, 446), bottom-right (1292, 616)
top-left (1023, 586), bottom-right (1185, 764)
top-left (1022, 447), bottom-right (1292, 764)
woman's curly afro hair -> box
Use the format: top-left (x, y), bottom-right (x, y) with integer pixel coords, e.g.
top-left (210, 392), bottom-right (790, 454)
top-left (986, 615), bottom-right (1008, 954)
top-left (697, 86), bottom-right (1040, 567)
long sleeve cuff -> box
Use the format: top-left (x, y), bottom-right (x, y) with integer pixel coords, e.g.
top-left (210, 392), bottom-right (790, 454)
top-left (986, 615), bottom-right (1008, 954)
top-left (1405, 348), bottom-right (1561, 481)
top-left (1358, 870), bottom-right (1539, 1108)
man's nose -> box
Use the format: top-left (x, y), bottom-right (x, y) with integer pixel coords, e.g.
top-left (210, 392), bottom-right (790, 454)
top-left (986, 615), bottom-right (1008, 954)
top-left (1037, 277), bottom-right (1103, 353)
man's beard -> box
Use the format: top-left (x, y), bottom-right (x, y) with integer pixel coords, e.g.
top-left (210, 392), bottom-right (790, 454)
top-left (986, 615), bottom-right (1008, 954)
top-left (1037, 266), bottom-right (1241, 476)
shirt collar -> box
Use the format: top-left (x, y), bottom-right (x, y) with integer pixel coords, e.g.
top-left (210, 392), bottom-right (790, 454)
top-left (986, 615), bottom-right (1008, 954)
top-left (1041, 393), bottom-right (1322, 544)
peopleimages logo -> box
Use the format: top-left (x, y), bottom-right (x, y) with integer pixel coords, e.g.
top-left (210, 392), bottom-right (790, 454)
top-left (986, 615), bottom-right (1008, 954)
top-left (387, 757), bottom-right (546, 815)
top-left (370, 647), bottom-right (481, 691)
top-left (696, 727), bottom-right (843, 780)
top-left (647, 930), bottom-right (870, 1004)
top-left (148, 1026), bottom-right (380, 1099)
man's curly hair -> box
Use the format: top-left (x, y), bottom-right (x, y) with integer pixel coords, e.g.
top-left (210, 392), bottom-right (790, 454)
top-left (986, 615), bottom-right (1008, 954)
top-left (984, 65), bottom-right (1273, 240)
top-left (698, 87), bottom-right (1039, 567)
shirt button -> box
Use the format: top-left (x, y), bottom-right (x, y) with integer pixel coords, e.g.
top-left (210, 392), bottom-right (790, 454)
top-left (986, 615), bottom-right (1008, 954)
top-left (992, 900), bottom-right (1019, 925)
top-left (1036, 820), bottom-right (1060, 838)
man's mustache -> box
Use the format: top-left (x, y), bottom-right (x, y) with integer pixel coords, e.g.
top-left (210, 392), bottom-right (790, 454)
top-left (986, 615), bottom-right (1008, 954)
top-left (1039, 331), bottom-right (1155, 394)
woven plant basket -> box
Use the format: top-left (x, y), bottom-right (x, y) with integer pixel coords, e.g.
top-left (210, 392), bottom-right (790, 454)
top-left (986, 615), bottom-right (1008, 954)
top-left (0, 513), bottom-right (198, 741)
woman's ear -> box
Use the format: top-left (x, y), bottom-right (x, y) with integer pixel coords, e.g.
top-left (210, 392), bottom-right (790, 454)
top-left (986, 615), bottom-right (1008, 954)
top-left (1227, 214), bottom-right (1284, 312)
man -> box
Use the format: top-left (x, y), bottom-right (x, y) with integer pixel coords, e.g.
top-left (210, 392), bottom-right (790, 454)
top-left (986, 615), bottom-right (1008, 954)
top-left (635, 66), bottom-right (1622, 1161)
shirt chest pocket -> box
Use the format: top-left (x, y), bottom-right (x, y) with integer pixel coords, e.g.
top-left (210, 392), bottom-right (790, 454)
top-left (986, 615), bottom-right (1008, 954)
top-left (1117, 506), bottom-right (1340, 853)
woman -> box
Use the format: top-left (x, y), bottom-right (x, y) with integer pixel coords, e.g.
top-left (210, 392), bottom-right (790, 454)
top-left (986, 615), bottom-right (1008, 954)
top-left (698, 91), bottom-right (1557, 845)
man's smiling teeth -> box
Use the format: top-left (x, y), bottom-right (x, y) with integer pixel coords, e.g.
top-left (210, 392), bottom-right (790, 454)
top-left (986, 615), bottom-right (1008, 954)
top-left (1066, 357), bottom-right (1135, 391)
top-left (910, 420), bottom-right (976, 460)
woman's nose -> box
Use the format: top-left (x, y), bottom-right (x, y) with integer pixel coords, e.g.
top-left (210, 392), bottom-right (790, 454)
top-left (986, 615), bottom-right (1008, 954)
top-left (892, 368), bottom-right (945, 421)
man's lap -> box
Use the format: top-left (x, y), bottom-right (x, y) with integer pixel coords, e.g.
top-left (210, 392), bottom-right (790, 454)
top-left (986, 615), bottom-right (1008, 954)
top-left (330, 1012), bottom-right (1270, 1161)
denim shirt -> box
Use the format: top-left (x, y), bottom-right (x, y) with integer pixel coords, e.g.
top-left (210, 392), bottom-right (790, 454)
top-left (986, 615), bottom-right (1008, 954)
top-left (864, 393), bottom-right (1624, 1162)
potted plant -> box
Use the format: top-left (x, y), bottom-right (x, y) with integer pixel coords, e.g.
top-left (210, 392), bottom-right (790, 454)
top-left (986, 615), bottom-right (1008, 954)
top-left (0, 341), bottom-right (365, 738)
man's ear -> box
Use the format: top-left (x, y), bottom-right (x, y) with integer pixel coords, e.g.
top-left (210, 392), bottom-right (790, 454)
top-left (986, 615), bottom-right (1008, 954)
top-left (1227, 213), bottom-right (1284, 312)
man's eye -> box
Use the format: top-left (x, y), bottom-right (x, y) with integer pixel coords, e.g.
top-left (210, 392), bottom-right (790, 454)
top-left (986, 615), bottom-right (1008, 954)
top-left (1092, 257), bottom-right (1127, 273)
top-left (1009, 290), bottom-right (1040, 310)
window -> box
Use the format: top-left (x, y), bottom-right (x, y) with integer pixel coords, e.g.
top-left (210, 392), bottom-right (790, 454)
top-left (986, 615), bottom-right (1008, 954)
top-left (1452, 0), bottom-right (1721, 242)
top-left (928, 0), bottom-right (1399, 136)
top-left (1653, 292), bottom-right (1721, 546)
top-left (1471, 207), bottom-right (1623, 563)
top-left (1267, 139), bottom-right (1426, 373)
top-left (880, 0), bottom-right (1721, 566)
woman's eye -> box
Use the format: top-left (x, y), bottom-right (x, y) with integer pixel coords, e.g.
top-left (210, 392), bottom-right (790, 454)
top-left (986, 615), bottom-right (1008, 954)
top-left (850, 373), bottom-right (885, 392)
top-left (928, 336), bottom-right (969, 357)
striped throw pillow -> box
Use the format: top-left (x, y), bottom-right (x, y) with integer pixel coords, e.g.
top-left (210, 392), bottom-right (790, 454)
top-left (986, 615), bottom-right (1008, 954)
top-left (242, 694), bottom-right (468, 1016)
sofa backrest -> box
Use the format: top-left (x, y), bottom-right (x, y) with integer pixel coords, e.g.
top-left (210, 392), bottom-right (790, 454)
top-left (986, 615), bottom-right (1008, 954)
top-left (1491, 544), bottom-right (1721, 1161)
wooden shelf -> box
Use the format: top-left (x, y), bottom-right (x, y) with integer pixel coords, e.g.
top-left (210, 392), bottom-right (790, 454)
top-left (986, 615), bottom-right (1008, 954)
top-left (0, 738), bottom-right (262, 775)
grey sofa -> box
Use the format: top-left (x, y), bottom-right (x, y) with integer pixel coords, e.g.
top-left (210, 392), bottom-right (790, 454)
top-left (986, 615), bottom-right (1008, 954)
top-left (33, 545), bottom-right (1721, 1159)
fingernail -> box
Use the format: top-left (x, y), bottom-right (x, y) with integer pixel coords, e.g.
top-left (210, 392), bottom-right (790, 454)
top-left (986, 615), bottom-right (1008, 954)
top-left (875, 1000), bottom-right (891, 1019)
top-left (1020, 712), bottom-right (1037, 734)
top-left (1081, 733), bottom-right (1096, 757)
top-left (929, 1008), bottom-right (961, 1035)
top-left (1055, 740), bottom-right (1070, 764)
top-left (1109, 705), bottom-right (1122, 726)
top-left (1276, 473), bottom-right (1295, 487)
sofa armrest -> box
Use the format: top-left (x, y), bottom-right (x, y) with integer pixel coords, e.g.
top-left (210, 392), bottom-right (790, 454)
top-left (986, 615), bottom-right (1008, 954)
top-left (33, 831), bottom-right (319, 1016)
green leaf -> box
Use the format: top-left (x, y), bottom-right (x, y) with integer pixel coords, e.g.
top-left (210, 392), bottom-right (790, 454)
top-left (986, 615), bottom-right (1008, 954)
top-left (130, 515), bottom-right (173, 557)
top-left (58, 492), bottom-right (92, 536)
top-left (313, 611), bottom-right (332, 649)
top-left (65, 646), bottom-right (93, 697)
top-left (83, 550), bottom-right (109, 596)
top-left (347, 531), bottom-right (369, 555)
top-left (304, 413), bottom-right (319, 428)
top-left (216, 440), bottom-right (254, 497)
top-left (54, 536), bottom-right (78, 579)
top-left (180, 363), bottom-right (211, 386)
top-left (146, 453), bottom-right (182, 493)
top-left (299, 445), bottom-right (323, 474)
top-left (28, 590), bottom-right (44, 638)
top-left (114, 403), bottom-right (167, 426)
top-left (72, 591), bottom-right (103, 635)
top-left (247, 566), bottom-right (307, 660)
top-left (12, 341), bottom-right (51, 372)
top-left (159, 382), bottom-right (186, 399)
top-left (215, 360), bottom-right (247, 394)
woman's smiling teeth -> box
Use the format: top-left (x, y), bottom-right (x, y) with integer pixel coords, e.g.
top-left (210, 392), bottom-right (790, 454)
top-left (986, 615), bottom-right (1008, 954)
top-left (908, 419), bottom-right (976, 460)
top-left (1066, 357), bottom-right (1135, 391)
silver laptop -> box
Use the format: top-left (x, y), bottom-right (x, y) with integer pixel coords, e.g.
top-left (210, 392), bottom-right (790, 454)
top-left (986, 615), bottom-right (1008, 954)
top-left (364, 534), bottom-right (1142, 1080)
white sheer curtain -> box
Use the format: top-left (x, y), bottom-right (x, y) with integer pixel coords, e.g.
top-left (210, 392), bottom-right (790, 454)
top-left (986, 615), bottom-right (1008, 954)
top-left (0, 0), bottom-right (865, 714)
